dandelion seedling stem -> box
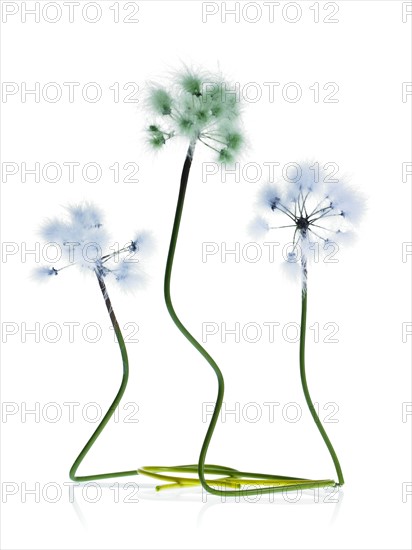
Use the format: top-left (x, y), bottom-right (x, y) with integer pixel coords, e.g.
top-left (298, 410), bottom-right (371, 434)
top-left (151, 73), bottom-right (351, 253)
top-left (69, 268), bottom-right (139, 482)
top-left (299, 283), bottom-right (344, 486)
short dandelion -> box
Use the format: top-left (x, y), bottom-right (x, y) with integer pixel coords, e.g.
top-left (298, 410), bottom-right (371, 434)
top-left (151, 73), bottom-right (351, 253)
top-left (35, 202), bottom-right (152, 482)
top-left (249, 161), bottom-right (366, 488)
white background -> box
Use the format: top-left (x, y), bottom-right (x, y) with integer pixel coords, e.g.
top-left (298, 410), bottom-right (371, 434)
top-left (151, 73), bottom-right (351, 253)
top-left (1, 1), bottom-right (411, 549)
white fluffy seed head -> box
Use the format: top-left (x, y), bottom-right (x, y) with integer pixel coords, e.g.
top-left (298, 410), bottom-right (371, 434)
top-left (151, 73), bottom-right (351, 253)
top-left (36, 202), bottom-right (151, 292)
top-left (253, 162), bottom-right (366, 265)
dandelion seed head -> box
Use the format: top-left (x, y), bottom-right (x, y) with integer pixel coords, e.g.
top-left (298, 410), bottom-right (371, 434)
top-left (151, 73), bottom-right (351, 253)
top-left (146, 67), bottom-right (244, 161)
top-left (36, 203), bottom-right (151, 291)
top-left (252, 162), bottom-right (365, 267)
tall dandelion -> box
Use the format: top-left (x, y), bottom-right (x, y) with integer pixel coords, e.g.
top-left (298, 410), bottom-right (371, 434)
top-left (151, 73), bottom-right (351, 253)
top-left (35, 202), bottom-right (152, 481)
top-left (140, 67), bottom-right (262, 494)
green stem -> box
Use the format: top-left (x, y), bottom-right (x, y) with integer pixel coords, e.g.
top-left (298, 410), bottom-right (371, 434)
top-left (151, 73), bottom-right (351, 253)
top-left (299, 285), bottom-right (344, 486)
top-left (163, 142), bottom-right (227, 494)
top-left (138, 464), bottom-right (335, 493)
top-left (162, 143), bottom-right (338, 497)
top-left (69, 269), bottom-right (138, 482)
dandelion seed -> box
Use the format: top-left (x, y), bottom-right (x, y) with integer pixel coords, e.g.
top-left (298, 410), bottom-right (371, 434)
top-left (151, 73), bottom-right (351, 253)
top-left (179, 69), bottom-right (204, 97)
top-left (248, 216), bottom-right (270, 239)
top-left (149, 88), bottom-right (173, 116)
top-left (111, 261), bottom-right (146, 293)
top-left (327, 183), bottom-right (365, 225)
top-left (32, 265), bottom-right (59, 282)
top-left (129, 231), bottom-right (154, 256)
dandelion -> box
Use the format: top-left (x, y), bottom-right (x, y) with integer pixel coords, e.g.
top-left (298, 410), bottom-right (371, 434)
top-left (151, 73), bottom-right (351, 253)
top-left (248, 161), bottom-right (366, 489)
top-left (141, 67), bottom-right (291, 496)
top-left (35, 202), bottom-right (152, 481)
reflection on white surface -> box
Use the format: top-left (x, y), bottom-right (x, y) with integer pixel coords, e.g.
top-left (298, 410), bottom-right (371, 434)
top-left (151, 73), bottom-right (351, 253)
top-left (70, 482), bottom-right (344, 531)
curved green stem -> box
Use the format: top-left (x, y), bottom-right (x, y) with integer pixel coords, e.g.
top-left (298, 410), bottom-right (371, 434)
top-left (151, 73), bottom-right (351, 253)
top-left (161, 142), bottom-right (340, 496)
top-left (69, 270), bottom-right (138, 482)
top-left (299, 284), bottom-right (344, 486)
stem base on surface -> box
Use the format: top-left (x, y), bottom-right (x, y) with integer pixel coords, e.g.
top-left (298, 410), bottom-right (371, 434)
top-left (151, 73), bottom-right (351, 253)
top-left (138, 465), bottom-right (339, 496)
